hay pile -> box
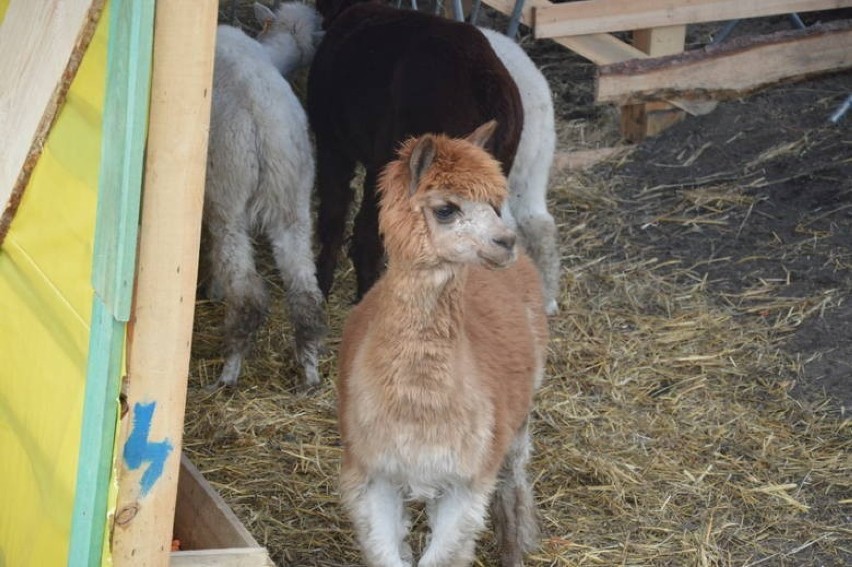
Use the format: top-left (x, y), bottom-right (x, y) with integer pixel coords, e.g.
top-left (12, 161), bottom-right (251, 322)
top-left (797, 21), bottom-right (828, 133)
top-left (184, 155), bottom-right (850, 565)
top-left (186, 4), bottom-right (850, 565)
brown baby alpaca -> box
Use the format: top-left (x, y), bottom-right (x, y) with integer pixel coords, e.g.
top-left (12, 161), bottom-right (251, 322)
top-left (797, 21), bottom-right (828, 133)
top-left (337, 122), bottom-right (548, 567)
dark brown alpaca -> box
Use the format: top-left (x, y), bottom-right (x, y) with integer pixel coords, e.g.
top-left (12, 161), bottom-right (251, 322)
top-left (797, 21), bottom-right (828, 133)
top-left (307, 0), bottom-right (523, 300)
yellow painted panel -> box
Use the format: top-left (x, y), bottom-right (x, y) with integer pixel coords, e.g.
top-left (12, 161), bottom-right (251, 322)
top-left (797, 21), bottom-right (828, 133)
top-left (0, 4), bottom-right (109, 566)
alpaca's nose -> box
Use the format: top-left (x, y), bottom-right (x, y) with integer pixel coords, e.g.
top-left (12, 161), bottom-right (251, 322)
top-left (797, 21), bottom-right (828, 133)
top-left (493, 233), bottom-right (516, 251)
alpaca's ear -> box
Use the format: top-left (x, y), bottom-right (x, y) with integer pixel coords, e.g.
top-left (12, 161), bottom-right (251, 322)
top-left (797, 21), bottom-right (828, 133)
top-left (254, 3), bottom-right (276, 27)
top-left (465, 120), bottom-right (498, 149)
top-left (409, 135), bottom-right (437, 196)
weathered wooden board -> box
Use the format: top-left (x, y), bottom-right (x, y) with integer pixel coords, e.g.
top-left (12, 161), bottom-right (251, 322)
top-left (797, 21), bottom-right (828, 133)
top-left (0, 0), bottom-right (105, 242)
top-left (170, 549), bottom-right (274, 567)
top-left (170, 454), bottom-right (273, 567)
top-left (535, 0), bottom-right (852, 39)
top-left (556, 31), bottom-right (648, 65)
top-left (597, 21), bottom-right (852, 104)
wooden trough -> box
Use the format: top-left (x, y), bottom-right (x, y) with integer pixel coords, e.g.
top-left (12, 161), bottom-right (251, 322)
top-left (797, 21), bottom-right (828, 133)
top-left (172, 455), bottom-right (273, 567)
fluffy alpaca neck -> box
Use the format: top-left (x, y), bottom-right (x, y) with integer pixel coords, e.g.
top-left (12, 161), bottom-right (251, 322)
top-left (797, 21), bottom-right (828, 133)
top-left (364, 261), bottom-right (471, 407)
top-left (382, 262), bottom-right (465, 329)
top-left (372, 263), bottom-right (468, 393)
top-left (261, 34), bottom-right (304, 77)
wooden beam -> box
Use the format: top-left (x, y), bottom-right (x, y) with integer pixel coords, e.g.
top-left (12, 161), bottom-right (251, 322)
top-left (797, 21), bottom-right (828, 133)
top-left (598, 21), bottom-right (852, 104)
top-left (0, 0), bottom-right (105, 243)
top-left (478, 0), bottom-right (647, 64)
top-left (535, 0), bottom-right (852, 39)
top-left (554, 32), bottom-right (648, 65)
top-left (110, 1), bottom-right (218, 565)
top-left (170, 549), bottom-right (274, 567)
top-left (478, 0), bottom-right (716, 116)
top-left (174, 454), bottom-right (259, 550)
top-left (620, 99), bottom-right (688, 141)
top-left (620, 25), bottom-right (687, 141)
top-left (633, 25), bottom-right (687, 57)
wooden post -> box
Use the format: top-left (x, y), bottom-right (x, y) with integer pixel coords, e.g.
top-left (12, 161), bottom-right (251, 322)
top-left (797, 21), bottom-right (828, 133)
top-left (620, 25), bottom-right (686, 142)
top-left (110, 1), bottom-right (217, 565)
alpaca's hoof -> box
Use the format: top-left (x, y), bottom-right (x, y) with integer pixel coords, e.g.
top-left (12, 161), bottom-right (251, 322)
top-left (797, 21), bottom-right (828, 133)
top-left (301, 365), bottom-right (322, 391)
top-left (545, 298), bottom-right (559, 316)
top-left (211, 356), bottom-right (242, 390)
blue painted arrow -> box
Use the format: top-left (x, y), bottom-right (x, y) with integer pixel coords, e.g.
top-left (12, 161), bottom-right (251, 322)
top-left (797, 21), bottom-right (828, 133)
top-left (123, 402), bottom-right (173, 496)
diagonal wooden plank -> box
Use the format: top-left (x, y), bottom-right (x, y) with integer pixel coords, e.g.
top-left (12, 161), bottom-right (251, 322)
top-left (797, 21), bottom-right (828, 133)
top-left (0, 0), bottom-right (105, 243)
top-left (535, 0), bottom-right (852, 39)
top-left (174, 454), bottom-right (261, 551)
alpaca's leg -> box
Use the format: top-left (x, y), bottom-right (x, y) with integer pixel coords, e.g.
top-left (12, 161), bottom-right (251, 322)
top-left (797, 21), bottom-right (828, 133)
top-left (207, 223), bottom-right (268, 387)
top-left (196, 226), bottom-right (224, 301)
top-left (315, 139), bottom-right (356, 298)
top-left (418, 485), bottom-right (491, 567)
top-left (267, 224), bottom-right (328, 388)
top-left (349, 168), bottom-right (384, 300)
top-left (343, 473), bottom-right (412, 567)
top-left (490, 420), bottom-right (538, 567)
top-left (515, 211), bottom-right (560, 316)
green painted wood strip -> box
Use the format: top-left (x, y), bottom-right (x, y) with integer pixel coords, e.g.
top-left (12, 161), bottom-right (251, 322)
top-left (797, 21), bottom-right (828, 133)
top-left (90, 0), bottom-right (155, 322)
top-left (70, 0), bottom-right (156, 565)
top-left (68, 298), bottom-right (124, 567)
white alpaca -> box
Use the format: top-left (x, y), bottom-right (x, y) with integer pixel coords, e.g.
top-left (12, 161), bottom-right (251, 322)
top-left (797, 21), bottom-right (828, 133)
top-left (480, 28), bottom-right (560, 315)
top-left (338, 123), bottom-right (549, 567)
top-left (253, 1), bottom-right (323, 76)
top-left (203, 2), bottom-right (326, 388)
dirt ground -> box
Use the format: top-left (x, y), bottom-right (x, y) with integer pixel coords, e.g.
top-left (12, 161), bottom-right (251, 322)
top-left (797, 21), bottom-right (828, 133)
top-left (186, 6), bottom-right (851, 566)
top-left (517, 12), bottom-right (852, 415)
top-left (605, 74), bottom-right (852, 412)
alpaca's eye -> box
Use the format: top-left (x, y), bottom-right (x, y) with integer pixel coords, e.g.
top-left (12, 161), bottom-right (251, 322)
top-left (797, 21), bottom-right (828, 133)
top-left (492, 204), bottom-right (502, 217)
top-left (433, 204), bottom-right (459, 223)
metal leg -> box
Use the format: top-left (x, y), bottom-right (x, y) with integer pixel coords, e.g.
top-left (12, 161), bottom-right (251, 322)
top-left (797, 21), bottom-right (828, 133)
top-left (452, 0), bottom-right (464, 21)
top-left (469, 0), bottom-right (482, 25)
top-left (229, 0), bottom-right (238, 25)
top-left (829, 94), bottom-right (852, 124)
top-left (506, 0), bottom-right (526, 40)
top-left (711, 19), bottom-right (741, 44)
top-left (716, 12), bottom-right (806, 45)
top-left (788, 12), bottom-right (806, 29)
